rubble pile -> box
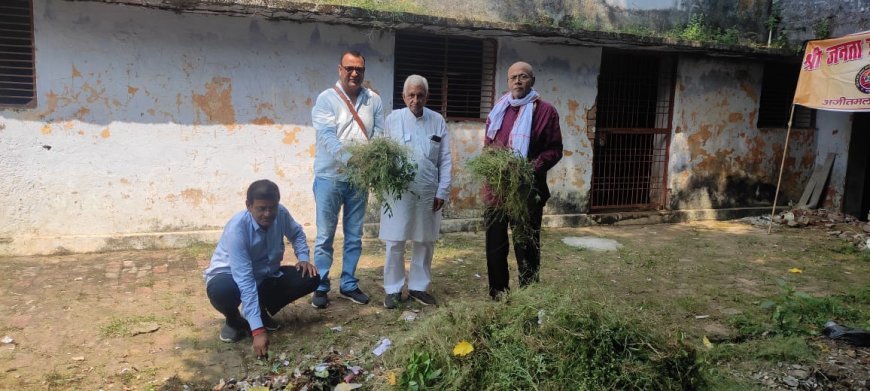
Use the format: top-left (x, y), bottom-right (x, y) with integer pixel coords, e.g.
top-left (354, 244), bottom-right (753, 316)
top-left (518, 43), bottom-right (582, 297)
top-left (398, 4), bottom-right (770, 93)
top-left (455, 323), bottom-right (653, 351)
top-left (762, 209), bottom-right (870, 250)
top-left (751, 340), bottom-right (869, 390)
top-left (212, 350), bottom-right (369, 391)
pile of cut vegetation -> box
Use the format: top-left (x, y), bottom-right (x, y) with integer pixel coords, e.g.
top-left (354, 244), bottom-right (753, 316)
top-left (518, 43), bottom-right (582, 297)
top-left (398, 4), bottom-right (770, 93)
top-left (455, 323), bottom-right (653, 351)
top-left (467, 148), bottom-right (537, 243)
top-left (343, 137), bottom-right (417, 217)
top-left (380, 285), bottom-right (705, 390)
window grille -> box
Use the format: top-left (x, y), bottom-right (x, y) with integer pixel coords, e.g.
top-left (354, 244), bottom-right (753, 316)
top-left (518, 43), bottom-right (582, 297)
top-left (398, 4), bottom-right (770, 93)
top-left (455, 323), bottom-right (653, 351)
top-left (0, 0), bottom-right (35, 108)
top-left (591, 51), bottom-right (675, 211)
top-left (393, 32), bottom-right (496, 120)
top-left (758, 62), bottom-right (815, 128)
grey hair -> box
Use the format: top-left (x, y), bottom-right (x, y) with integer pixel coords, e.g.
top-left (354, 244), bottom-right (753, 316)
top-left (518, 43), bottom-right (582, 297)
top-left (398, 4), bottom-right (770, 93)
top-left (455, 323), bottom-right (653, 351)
top-left (403, 74), bottom-right (429, 95)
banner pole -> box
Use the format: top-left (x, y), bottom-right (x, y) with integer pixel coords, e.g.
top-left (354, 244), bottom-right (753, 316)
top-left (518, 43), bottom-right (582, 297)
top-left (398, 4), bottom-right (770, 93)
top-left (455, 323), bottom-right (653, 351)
top-left (769, 104), bottom-right (797, 234)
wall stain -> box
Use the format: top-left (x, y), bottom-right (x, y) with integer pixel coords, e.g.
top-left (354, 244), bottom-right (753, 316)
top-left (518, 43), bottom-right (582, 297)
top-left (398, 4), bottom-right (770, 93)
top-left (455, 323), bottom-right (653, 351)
top-left (686, 124), bottom-right (714, 157)
top-left (566, 99), bottom-right (580, 131)
top-left (71, 65), bottom-right (81, 78)
top-left (308, 143), bottom-right (316, 158)
top-left (449, 187), bottom-right (478, 210)
top-left (282, 126), bottom-right (301, 145)
top-left (739, 81), bottom-right (758, 102)
top-left (100, 128), bottom-right (110, 138)
top-left (728, 112), bottom-right (743, 123)
top-left (563, 149), bottom-right (574, 156)
top-left (81, 82), bottom-right (104, 104)
top-left (192, 77), bottom-right (237, 129)
top-left (252, 117), bottom-right (275, 125)
top-left (180, 188), bottom-right (206, 206)
top-left (39, 91), bottom-right (59, 119)
top-left (127, 86), bottom-right (138, 96)
top-left (40, 124), bottom-right (52, 135)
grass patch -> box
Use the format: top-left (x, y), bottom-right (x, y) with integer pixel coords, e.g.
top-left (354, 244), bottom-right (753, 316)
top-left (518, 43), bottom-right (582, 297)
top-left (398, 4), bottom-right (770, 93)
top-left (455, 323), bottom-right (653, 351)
top-left (180, 240), bottom-right (215, 259)
top-left (707, 336), bottom-right (816, 364)
top-left (734, 281), bottom-right (870, 337)
top-left (382, 285), bottom-right (705, 390)
top-left (101, 315), bottom-right (159, 337)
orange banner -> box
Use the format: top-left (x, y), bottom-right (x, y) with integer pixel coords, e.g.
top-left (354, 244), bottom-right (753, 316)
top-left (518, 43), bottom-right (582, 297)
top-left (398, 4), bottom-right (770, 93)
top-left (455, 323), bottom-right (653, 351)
top-left (794, 31), bottom-right (870, 112)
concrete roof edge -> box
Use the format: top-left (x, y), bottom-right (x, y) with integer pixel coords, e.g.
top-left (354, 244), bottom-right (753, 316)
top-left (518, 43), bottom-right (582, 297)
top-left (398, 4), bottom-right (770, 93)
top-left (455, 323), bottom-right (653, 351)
top-left (67, 0), bottom-right (801, 60)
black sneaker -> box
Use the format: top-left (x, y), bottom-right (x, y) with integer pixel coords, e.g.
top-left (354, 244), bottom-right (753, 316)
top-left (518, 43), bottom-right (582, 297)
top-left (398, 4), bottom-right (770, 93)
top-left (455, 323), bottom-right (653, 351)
top-left (260, 309), bottom-right (281, 331)
top-left (383, 293), bottom-right (401, 309)
top-left (219, 322), bottom-right (246, 343)
top-left (311, 290), bottom-right (329, 309)
top-left (339, 288), bottom-right (370, 305)
top-left (409, 290), bottom-right (437, 306)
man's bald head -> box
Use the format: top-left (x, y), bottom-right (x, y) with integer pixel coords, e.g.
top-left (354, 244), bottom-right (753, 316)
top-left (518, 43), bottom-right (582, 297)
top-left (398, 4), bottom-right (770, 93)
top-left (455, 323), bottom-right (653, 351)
top-left (508, 61), bottom-right (534, 78)
top-left (507, 61), bottom-right (535, 99)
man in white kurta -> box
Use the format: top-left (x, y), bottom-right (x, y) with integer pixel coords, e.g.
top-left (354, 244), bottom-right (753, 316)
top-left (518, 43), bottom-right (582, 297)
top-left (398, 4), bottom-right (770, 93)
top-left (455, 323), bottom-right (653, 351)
top-left (379, 75), bottom-right (452, 309)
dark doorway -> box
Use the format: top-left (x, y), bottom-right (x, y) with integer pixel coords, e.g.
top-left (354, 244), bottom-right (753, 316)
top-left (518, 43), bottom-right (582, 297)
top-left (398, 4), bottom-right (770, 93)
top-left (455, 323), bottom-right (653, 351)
top-left (844, 112), bottom-right (870, 221)
top-left (590, 50), bottom-right (675, 211)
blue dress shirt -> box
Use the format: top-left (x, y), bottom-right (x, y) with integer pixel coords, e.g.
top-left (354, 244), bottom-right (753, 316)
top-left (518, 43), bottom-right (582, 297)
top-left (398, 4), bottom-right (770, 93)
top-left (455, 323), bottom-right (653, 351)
top-left (203, 204), bottom-right (310, 330)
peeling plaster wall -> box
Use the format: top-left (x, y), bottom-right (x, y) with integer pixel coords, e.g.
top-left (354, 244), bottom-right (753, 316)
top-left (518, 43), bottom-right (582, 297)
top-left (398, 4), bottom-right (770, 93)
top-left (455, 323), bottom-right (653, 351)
top-left (669, 55), bottom-right (816, 210)
top-left (0, 0), bottom-right (393, 255)
top-left (815, 111), bottom-right (852, 211)
top-left (445, 40), bottom-right (600, 219)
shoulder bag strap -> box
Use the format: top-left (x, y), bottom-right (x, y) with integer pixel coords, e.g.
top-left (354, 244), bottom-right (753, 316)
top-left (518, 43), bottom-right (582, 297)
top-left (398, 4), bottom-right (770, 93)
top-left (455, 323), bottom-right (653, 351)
top-left (332, 85), bottom-right (369, 140)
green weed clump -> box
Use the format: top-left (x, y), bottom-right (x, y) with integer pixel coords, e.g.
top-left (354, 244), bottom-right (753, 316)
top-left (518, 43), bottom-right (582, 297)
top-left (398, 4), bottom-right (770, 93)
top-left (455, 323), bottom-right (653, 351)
top-left (730, 280), bottom-right (869, 338)
top-left (667, 13), bottom-right (740, 45)
top-left (343, 137), bottom-right (417, 217)
top-left (382, 286), bottom-right (705, 390)
top-left (467, 148), bottom-right (536, 243)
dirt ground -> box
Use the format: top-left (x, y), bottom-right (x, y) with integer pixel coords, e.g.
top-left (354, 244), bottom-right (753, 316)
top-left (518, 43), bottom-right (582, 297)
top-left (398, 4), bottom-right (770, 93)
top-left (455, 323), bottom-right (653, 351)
top-left (0, 220), bottom-right (867, 389)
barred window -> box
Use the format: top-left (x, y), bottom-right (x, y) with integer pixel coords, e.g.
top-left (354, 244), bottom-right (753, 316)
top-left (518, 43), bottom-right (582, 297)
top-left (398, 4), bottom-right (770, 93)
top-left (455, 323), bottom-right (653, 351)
top-left (393, 31), bottom-right (496, 120)
top-left (758, 62), bottom-right (815, 128)
top-left (0, 0), bottom-right (35, 108)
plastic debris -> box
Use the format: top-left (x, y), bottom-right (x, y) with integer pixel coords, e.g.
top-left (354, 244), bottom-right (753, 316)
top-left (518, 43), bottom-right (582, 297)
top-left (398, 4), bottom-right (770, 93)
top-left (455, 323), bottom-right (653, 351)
top-left (823, 321), bottom-right (870, 347)
top-left (372, 338), bottom-right (391, 356)
top-left (401, 311), bottom-right (417, 322)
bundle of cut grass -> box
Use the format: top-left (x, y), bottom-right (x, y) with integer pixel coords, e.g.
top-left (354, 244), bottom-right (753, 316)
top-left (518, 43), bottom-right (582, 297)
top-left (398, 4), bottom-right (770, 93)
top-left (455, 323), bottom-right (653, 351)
top-left (466, 148), bottom-right (536, 242)
top-left (343, 137), bottom-right (417, 217)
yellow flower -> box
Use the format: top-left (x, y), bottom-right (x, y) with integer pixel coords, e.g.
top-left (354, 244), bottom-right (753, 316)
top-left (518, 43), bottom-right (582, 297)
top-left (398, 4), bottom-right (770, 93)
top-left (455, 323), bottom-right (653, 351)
top-left (387, 371), bottom-right (397, 386)
top-left (453, 340), bottom-right (474, 357)
top-left (789, 268), bottom-right (803, 274)
top-left (702, 336), bottom-right (714, 350)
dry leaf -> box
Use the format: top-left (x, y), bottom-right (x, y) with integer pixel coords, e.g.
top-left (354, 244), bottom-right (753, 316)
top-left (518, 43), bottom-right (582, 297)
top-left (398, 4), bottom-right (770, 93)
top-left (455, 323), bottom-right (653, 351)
top-left (453, 340), bottom-right (474, 357)
top-left (387, 371), bottom-right (397, 386)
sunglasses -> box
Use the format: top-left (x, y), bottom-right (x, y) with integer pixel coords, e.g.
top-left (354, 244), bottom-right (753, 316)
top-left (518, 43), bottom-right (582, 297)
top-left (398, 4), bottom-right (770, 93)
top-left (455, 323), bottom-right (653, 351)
top-left (340, 65), bottom-right (366, 74)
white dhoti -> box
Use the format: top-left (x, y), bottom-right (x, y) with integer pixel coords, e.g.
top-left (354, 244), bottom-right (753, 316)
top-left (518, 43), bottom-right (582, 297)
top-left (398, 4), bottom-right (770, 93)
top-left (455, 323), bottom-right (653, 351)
top-left (384, 240), bottom-right (434, 294)
top-left (378, 107), bottom-right (452, 294)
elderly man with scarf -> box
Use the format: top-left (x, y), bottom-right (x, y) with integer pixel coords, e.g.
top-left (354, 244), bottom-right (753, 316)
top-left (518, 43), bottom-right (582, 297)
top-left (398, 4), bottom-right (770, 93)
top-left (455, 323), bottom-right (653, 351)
top-left (483, 61), bottom-right (563, 300)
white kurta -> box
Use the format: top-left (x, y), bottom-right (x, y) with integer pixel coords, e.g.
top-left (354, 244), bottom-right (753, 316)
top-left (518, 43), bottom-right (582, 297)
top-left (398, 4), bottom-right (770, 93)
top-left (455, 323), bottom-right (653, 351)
top-left (378, 107), bottom-right (452, 242)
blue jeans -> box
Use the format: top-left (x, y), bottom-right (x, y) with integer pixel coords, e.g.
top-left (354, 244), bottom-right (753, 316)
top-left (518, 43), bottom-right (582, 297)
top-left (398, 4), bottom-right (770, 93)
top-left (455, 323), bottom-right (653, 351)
top-left (313, 176), bottom-right (367, 293)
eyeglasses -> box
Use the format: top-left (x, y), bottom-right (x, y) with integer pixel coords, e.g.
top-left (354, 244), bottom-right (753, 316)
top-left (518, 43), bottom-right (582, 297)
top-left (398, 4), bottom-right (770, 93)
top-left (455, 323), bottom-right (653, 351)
top-left (508, 74), bottom-right (532, 82)
top-left (341, 65), bottom-right (366, 74)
